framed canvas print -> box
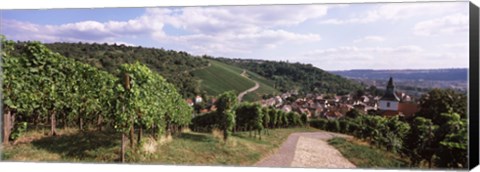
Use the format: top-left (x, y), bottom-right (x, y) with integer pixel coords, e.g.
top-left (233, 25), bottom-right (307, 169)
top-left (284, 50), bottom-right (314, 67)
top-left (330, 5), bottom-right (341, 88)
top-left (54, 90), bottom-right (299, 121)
top-left (0, 0), bottom-right (478, 171)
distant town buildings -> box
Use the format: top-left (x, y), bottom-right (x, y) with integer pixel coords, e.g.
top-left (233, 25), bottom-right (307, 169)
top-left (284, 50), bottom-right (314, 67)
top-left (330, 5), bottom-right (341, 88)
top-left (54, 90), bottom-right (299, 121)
top-left (195, 95), bottom-right (203, 104)
top-left (259, 77), bottom-right (419, 119)
top-left (189, 77), bottom-right (419, 119)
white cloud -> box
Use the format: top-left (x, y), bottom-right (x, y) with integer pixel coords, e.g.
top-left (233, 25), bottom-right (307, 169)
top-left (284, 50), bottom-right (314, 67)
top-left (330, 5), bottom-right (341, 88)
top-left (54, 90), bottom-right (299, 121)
top-left (3, 5), bottom-right (327, 56)
top-left (161, 29), bottom-right (321, 55)
top-left (2, 17), bottom-right (154, 43)
top-left (320, 2), bottom-right (466, 24)
top-left (302, 45), bottom-right (425, 69)
top-left (304, 45), bottom-right (423, 59)
top-left (413, 13), bottom-right (468, 36)
top-left (2, 3), bottom-right (469, 71)
top-left (148, 5), bottom-right (329, 34)
top-left (302, 45), bottom-right (468, 70)
top-left (353, 36), bottom-right (385, 43)
top-left (441, 43), bottom-right (468, 49)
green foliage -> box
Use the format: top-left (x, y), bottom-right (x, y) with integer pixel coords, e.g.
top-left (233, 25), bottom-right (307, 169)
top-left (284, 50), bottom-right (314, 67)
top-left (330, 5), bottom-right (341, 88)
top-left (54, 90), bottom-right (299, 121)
top-left (268, 108), bottom-right (278, 128)
top-left (403, 117), bottom-right (438, 167)
top-left (434, 112), bottom-right (467, 168)
top-left (190, 111), bottom-right (220, 132)
top-left (312, 106), bottom-right (467, 169)
top-left (194, 60), bottom-right (255, 97)
top-left (2, 39), bottom-right (118, 138)
top-left (326, 120), bottom-right (341, 132)
top-left (338, 120), bottom-right (350, 133)
top-left (410, 89), bottom-right (467, 168)
top-left (214, 58), bottom-right (362, 95)
top-left (418, 89), bottom-right (467, 125)
top-left (346, 109), bottom-right (363, 119)
top-left (235, 103), bottom-right (263, 133)
top-left (311, 115), bottom-right (410, 155)
top-left (309, 118), bottom-right (328, 129)
top-left (10, 122), bottom-right (28, 141)
top-left (215, 91), bottom-right (238, 141)
top-left (262, 107), bottom-right (271, 129)
top-left (329, 138), bottom-right (409, 168)
top-left (114, 62), bottom-right (193, 135)
top-left (2, 38), bottom-right (192, 148)
top-left (286, 112), bottom-right (302, 127)
top-left (383, 116), bottom-right (410, 153)
top-left (39, 42), bottom-right (209, 98)
top-left (300, 113), bottom-right (308, 126)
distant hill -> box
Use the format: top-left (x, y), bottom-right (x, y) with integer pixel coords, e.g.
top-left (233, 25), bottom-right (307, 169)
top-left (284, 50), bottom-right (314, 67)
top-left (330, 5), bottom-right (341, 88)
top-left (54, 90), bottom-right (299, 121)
top-left (213, 58), bottom-right (363, 95)
top-left (331, 68), bottom-right (468, 98)
top-left (330, 69), bottom-right (468, 81)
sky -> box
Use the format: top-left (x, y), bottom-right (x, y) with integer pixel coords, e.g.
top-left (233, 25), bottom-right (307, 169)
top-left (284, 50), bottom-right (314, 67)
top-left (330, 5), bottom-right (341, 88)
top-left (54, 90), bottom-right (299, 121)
top-left (0, 2), bottom-right (470, 70)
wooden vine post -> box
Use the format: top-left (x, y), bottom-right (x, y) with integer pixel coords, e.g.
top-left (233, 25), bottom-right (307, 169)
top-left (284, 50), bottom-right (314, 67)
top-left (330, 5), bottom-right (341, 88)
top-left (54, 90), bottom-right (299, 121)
top-left (2, 109), bottom-right (11, 145)
top-left (121, 73), bottom-right (130, 163)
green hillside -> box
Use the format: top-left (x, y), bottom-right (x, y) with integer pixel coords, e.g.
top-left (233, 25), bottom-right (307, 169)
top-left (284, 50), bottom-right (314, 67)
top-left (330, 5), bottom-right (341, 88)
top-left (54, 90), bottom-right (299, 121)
top-left (242, 70), bottom-right (279, 101)
top-left (29, 42), bottom-right (280, 101)
top-left (193, 59), bottom-right (279, 100)
top-left (214, 57), bottom-right (363, 95)
top-left (194, 60), bottom-right (254, 96)
top-left (38, 42), bottom-right (209, 98)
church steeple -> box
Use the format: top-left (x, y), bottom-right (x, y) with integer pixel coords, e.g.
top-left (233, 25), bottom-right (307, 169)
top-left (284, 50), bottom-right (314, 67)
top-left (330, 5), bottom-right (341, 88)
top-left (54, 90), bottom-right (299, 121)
top-left (386, 77), bottom-right (395, 92)
top-left (380, 77), bottom-right (400, 101)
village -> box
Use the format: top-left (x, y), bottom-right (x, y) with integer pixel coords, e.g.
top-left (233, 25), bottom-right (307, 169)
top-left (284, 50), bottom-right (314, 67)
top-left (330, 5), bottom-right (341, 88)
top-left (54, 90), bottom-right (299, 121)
top-left (187, 77), bottom-right (420, 120)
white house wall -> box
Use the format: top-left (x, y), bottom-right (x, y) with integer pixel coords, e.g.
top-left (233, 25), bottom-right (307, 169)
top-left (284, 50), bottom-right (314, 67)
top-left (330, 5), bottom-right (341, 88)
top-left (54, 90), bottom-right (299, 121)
top-left (378, 100), bottom-right (398, 111)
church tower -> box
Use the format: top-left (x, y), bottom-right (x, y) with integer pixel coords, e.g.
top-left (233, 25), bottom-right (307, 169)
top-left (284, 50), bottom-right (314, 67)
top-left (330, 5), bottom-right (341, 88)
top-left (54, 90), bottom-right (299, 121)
top-left (378, 77), bottom-right (400, 112)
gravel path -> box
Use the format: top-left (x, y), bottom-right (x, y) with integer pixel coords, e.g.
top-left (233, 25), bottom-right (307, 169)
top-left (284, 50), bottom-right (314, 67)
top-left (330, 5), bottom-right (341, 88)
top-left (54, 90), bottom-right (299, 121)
top-left (237, 70), bottom-right (260, 102)
top-left (255, 131), bottom-right (356, 168)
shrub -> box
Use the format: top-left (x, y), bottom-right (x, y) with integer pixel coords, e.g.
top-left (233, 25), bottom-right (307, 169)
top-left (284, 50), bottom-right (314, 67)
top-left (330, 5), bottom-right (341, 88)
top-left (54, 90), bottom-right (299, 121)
top-left (326, 120), bottom-right (341, 132)
top-left (301, 113), bottom-right (308, 126)
top-left (310, 118), bottom-right (328, 130)
top-left (190, 111), bottom-right (220, 132)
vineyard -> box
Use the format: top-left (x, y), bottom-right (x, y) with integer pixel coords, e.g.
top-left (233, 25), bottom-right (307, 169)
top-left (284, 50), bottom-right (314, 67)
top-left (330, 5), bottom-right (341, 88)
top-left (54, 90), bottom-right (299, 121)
top-left (0, 36), bottom-right (468, 168)
top-left (191, 99), bottom-right (307, 140)
top-left (1, 37), bottom-right (192, 162)
top-left (1, 37), bottom-right (308, 163)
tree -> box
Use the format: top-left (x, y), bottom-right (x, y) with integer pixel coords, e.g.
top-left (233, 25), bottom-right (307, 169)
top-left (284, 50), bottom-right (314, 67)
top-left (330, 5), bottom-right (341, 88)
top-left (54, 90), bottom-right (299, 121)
top-left (300, 113), bottom-right (308, 126)
top-left (383, 116), bottom-right (410, 153)
top-left (353, 89), bottom-right (365, 100)
top-left (417, 89), bottom-right (467, 125)
top-left (404, 117), bottom-right (438, 167)
top-left (434, 112), bottom-right (467, 168)
top-left (235, 102), bottom-right (263, 139)
top-left (215, 91), bottom-right (238, 141)
top-left (113, 62), bottom-right (192, 161)
top-left (346, 109), bottom-right (363, 119)
top-left (262, 107), bottom-right (270, 134)
top-left (268, 108), bottom-right (278, 128)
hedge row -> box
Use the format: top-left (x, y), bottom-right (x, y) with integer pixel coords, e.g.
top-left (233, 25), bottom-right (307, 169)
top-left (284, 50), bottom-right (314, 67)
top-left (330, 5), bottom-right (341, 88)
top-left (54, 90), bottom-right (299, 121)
top-left (191, 102), bottom-right (307, 137)
top-left (310, 115), bottom-right (410, 153)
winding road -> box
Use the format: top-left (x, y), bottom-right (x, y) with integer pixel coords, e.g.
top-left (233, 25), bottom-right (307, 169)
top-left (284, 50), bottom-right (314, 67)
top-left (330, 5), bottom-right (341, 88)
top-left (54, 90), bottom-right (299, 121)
top-left (237, 70), bottom-right (260, 102)
top-left (255, 131), bottom-right (356, 168)
top-left (237, 70), bottom-right (354, 168)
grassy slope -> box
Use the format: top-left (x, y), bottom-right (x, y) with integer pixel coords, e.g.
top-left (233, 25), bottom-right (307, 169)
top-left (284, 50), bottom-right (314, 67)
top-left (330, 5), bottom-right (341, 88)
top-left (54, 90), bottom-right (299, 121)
top-left (194, 60), bottom-right (278, 100)
top-left (2, 127), bottom-right (318, 165)
top-left (242, 70), bottom-right (279, 102)
top-left (194, 60), bottom-right (255, 96)
top-left (328, 137), bottom-right (409, 168)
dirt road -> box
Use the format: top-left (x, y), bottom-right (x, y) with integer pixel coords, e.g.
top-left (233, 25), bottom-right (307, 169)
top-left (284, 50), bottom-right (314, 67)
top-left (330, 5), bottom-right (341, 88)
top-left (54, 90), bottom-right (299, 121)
top-left (237, 70), bottom-right (260, 102)
top-left (255, 131), bottom-right (356, 168)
